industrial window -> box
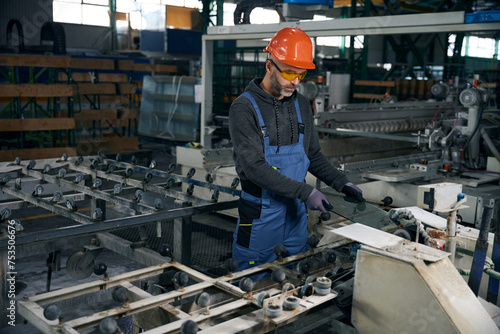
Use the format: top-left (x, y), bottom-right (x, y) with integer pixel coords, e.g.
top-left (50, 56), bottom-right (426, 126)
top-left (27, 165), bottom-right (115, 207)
top-left (448, 34), bottom-right (500, 60)
top-left (466, 36), bottom-right (497, 59)
top-left (317, 36), bottom-right (364, 49)
top-left (53, 0), bottom-right (111, 27)
top-left (223, 3), bottom-right (280, 26)
top-left (53, 0), bottom-right (203, 29)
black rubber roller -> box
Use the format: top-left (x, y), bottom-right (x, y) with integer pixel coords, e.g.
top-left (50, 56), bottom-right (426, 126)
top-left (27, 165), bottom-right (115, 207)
top-left (111, 286), bottom-right (128, 303)
top-left (323, 248), bottom-right (337, 264)
top-left (173, 272), bottom-right (189, 288)
top-left (239, 277), bottom-right (254, 293)
top-left (159, 244), bottom-right (173, 258)
top-left (271, 268), bottom-right (286, 283)
top-left (307, 235), bottom-right (320, 249)
top-left (43, 304), bottom-right (61, 321)
top-left (99, 317), bottom-right (119, 334)
top-left (273, 244), bottom-right (287, 258)
top-left (297, 259), bottom-right (311, 275)
top-left (180, 320), bottom-right (198, 334)
top-left (320, 212), bottom-right (331, 221)
top-left (224, 258), bottom-right (238, 273)
top-left (195, 292), bottom-right (210, 308)
top-left (94, 262), bottom-right (107, 276)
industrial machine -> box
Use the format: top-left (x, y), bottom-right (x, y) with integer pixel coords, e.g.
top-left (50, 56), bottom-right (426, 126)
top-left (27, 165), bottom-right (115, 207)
top-left (313, 73), bottom-right (500, 229)
top-left (8, 188), bottom-right (500, 333)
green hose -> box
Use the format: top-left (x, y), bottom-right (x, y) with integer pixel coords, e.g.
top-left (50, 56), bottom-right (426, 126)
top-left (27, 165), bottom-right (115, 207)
top-left (456, 246), bottom-right (474, 257)
top-left (455, 247), bottom-right (500, 279)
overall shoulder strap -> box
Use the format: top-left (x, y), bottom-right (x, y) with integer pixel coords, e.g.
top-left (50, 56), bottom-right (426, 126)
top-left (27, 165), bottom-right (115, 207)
top-left (241, 92), bottom-right (268, 138)
top-left (294, 98), bottom-right (305, 136)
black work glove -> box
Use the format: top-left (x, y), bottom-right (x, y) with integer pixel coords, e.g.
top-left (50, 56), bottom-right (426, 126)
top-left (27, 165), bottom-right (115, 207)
top-left (341, 182), bottom-right (365, 203)
top-left (305, 189), bottom-right (331, 213)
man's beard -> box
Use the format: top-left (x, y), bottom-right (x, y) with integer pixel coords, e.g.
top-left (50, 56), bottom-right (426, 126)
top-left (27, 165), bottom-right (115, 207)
top-left (270, 70), bottom-right (296, 97)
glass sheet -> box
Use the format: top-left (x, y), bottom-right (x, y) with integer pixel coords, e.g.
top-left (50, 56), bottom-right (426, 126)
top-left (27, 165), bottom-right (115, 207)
top-left (322, 189), bottom-right (393, 230)
top-left (139, 75), bottom-right (200, 142)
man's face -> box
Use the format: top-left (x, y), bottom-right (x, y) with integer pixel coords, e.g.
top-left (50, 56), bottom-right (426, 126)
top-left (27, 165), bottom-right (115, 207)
top-left (268, 59), bottom-right (305, 98)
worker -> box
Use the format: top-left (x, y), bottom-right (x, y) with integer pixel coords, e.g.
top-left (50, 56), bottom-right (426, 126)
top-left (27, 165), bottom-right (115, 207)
top-left (228, 27), bottom-right (365, 272)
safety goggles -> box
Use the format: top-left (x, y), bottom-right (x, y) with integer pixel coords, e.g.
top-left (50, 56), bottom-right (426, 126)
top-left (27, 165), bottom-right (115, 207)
top-left (269, 59), bottom-right (307, 81)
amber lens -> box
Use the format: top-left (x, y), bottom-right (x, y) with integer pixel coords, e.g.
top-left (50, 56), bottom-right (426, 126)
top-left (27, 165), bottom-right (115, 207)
top-left (279, 70), bottom-right (307, 81)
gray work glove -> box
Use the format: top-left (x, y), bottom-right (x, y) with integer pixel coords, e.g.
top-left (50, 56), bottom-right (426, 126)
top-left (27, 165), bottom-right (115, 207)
top-left (305, 189), bottom-right (331, 213)
top-left (341, 182), bottom-right (365, 203)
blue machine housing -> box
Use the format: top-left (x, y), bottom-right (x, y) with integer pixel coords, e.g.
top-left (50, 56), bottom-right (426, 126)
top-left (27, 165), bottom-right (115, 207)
top-left (465, 10), bottom-right (500, 23)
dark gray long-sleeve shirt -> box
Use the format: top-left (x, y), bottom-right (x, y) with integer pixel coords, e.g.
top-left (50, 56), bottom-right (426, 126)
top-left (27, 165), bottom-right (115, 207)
top-left (229, 78), bottom-right (349, 202)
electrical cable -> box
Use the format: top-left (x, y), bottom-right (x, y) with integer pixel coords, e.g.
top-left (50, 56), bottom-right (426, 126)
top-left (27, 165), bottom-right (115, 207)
top-left (430, 103), bottom-right (459, 128)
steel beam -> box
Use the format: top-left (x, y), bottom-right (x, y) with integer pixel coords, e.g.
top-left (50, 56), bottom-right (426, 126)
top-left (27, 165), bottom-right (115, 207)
top-left (96, 232), bottom-right (168, 267)
top-left (201, 36), bottom-right (214, 148)
top-left (205, 12), bottom-right (497, 40)
top-left (68, 163), bottom-right (201, 205)
top-left (110, 160), bottom-right (241, 196)
top-left (315, 126), bottom-right (429, 144)
top-left (22, 168), bottom-right (158, 213)
top-left (0, 199), bottom-right (238, 248)
top-left (0, 184), bottom-right (94, 225)
top-left (0, 192), bottom-right (85, 210)
top-left (173, 201), bottom-right (192, 266)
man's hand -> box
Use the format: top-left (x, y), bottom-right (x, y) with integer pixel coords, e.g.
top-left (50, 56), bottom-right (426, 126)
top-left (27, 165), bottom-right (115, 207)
top-left (306, 189), bottom-right (331, 213)
top-left (341, 182), bottom-right (365, 203)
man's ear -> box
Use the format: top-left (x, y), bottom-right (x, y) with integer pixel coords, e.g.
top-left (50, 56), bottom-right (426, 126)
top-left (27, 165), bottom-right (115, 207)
top-left (265, 59), bottom-right (272, 73)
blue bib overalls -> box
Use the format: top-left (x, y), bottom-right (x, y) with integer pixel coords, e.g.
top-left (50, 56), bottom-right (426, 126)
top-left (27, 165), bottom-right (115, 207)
top-left (232, 92), bottom-right (311, 272)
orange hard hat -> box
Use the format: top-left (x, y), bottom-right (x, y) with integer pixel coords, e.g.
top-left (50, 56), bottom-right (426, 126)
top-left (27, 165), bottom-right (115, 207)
top-left (264, 27), bottom-right (315, 70)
